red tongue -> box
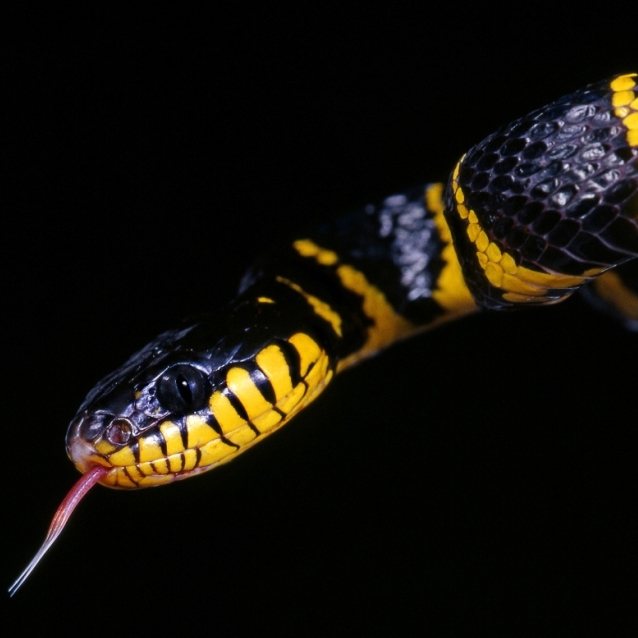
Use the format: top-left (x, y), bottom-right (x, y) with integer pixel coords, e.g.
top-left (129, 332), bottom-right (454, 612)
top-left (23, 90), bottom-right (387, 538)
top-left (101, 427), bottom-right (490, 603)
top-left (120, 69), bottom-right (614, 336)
top-left (8, 464), bottom-right (108, 596)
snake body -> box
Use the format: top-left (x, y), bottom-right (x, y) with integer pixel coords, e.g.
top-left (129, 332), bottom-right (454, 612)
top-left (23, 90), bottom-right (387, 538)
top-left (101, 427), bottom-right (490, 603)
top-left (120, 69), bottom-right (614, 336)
top-left (9, 73), bottom-right (638, 594)
top-left (65, 73), bottom-right (638, 489)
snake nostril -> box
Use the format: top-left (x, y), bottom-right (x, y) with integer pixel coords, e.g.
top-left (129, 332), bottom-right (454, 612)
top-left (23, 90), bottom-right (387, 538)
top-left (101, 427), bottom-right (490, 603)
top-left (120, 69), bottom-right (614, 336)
top-left (106, 419), bottom-right (133, 446)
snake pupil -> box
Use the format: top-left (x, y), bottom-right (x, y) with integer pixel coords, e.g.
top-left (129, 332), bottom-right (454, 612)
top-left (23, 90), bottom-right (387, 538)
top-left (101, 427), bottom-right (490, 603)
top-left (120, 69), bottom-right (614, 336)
top-left (177, 375), bottom-right (193, 404)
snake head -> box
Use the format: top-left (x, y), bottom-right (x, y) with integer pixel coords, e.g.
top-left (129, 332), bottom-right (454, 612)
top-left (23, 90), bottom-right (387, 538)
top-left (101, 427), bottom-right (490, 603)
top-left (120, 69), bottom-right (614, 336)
top-left (13, 300), bottom-right (331, 595)
top-left (66, 292), bottom-right (336, 489)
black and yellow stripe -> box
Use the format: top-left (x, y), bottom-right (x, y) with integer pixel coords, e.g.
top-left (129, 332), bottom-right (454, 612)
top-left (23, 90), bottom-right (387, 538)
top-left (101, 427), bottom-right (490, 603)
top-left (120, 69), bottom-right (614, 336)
top-left (65, 73), bottom-right (638, 490)
top-left (445, 73), bottom-right (638, 310)
top-left (67, 182), bottom-right (475, 487)
top-left (83, 329), bottom-right (333, 488)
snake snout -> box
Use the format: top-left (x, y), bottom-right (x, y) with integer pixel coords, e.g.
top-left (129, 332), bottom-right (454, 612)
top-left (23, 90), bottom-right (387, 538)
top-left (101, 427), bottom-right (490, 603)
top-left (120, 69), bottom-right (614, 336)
top-left (65, 412), bottom-right (115, 473)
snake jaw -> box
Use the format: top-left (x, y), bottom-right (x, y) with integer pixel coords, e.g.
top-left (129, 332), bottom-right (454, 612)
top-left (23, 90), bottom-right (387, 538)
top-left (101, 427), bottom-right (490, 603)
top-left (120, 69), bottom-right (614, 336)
top-left (66, 414), bottom-right (116, 485)
top-left (67, 436), bottom-right (112, 474)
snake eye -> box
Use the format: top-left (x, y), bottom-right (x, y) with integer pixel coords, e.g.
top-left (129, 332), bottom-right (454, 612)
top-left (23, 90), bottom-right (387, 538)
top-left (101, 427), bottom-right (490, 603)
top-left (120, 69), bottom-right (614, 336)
top-left (156, 364), bottom-right (209, 413)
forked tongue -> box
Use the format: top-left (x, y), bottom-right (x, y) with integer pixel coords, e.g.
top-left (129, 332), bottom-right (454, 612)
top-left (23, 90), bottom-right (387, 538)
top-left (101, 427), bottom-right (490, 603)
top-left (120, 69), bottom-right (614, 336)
top-left (8, 464), bottom-right (107, 596)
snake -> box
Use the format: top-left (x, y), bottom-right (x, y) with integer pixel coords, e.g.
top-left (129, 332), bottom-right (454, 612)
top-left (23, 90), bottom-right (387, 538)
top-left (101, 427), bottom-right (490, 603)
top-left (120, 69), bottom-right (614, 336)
top-left (9, 73), bottom-right (638, 595)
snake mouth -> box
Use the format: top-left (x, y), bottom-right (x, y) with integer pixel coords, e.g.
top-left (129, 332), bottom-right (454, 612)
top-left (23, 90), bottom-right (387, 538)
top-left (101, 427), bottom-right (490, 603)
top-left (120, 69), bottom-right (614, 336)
top-left (67, 433), bottom-right (193, 489)
top-left (67, 437), bottom-right (111, 473)
top-left (67, 418), bottom-right (261, 489)
top-left (67, 437), bottom-right (198, 489)
top-left (66, 437), bottom-right (125, 488)
top-left (86, 432), bottom-right (269, 489)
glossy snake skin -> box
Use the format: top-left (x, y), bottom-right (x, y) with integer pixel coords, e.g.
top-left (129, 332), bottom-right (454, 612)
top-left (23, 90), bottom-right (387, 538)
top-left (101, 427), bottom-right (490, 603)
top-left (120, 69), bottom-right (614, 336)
top-left (9, 73), bottom-right (638, 595)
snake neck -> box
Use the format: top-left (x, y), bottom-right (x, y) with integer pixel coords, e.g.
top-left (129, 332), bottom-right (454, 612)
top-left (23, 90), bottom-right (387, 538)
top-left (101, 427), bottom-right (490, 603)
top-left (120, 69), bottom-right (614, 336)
top-left (239, 183), bottom-right (478, 372)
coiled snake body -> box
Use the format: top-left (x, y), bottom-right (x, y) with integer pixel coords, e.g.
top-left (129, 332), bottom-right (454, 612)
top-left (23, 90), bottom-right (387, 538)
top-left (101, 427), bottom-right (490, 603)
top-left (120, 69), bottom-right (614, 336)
top-left (10, 73), bottom-right (638, 594)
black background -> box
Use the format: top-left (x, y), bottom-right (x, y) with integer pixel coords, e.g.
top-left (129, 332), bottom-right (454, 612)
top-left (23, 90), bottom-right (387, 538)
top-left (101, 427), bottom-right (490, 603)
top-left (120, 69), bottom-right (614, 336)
top-left (3, 6), bottom-right (637, 635)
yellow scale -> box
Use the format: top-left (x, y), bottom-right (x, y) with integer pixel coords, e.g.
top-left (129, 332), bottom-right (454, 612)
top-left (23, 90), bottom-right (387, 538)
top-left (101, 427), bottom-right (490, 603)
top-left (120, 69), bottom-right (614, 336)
top-left (94, 331), bottom-right (332, 488)
top-left (611, 73), bottom-right (638, 147)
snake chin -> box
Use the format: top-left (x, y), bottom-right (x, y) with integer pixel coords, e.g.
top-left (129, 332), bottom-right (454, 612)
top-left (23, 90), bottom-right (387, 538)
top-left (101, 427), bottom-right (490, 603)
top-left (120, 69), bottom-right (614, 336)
top-left (67, 437), bottom-right (108, 475)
